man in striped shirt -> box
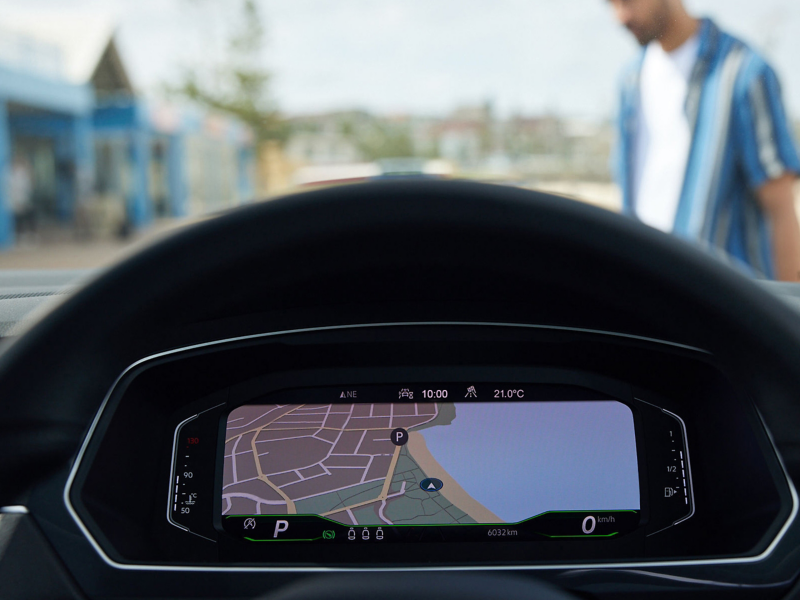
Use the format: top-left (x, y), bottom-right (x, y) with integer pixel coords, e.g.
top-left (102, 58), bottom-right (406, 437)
top-left (609, 0), bottom-right (800, 280)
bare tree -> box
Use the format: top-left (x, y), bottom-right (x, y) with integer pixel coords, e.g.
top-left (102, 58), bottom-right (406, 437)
top-left (174, 0), bottom-right (286, 142)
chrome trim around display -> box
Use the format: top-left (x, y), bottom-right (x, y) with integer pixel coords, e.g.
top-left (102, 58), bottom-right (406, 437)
top-left (632, 398), bottom-right (696, 537)
top-left (663, 409), bottom-right (696, 527)
top-left (0, 505), bottom-right (29, 514)
top-left (167, 404), bottom-right (223, 542)
top-left (63, 321), bottom-right (798, 572)
top-left (167, 414), bottom-right (198, 535)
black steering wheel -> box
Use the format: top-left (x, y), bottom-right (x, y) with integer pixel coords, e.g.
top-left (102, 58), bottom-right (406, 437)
top-left (1, 180), bottom-right (800, 598)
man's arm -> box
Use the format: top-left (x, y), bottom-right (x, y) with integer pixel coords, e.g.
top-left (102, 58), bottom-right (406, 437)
top-left (757, 173), bottom-right (800, 282)
top-left (733, 60), bottom-right (800, 279)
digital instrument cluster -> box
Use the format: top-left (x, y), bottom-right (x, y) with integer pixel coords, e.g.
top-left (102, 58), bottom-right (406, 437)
top-left (168, 383), bottom-right (694, 551)
top-left (65, 324), bottom-right (793, 569)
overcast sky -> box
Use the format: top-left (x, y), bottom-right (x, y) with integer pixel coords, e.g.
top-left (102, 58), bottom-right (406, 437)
top-left (4, 0), bottom-right (800, 120)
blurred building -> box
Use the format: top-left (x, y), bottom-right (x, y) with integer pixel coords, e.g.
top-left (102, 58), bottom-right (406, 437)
top-left (282, 104), bottom-right (613, 185)
top-left (500, 116), bottom-right (614, 181)
top-left (0, 15), bottom-right (254, 248)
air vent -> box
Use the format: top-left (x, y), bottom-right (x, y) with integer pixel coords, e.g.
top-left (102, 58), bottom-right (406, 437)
top-left (0, 291), bottom-right (64, 301)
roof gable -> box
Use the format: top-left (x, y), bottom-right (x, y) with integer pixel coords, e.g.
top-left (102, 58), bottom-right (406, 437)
top-left (1, 12), bottom-right (133, 94)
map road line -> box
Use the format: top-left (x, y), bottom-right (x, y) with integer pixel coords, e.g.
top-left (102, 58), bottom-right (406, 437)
top-left (379, 444), bottom-right (402, 499)
top-left (226, 404), bottom-right (306, 444)
top-left (256, 476), bottom-right (296, 514)
top-left (248, 405), bottom-right (307, 514)
top-left (318, 444), bottom-right (403, 518)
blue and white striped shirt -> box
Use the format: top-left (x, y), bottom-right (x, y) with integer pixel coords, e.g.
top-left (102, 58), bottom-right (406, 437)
top-left (616, 18), bottom-right (800, 278)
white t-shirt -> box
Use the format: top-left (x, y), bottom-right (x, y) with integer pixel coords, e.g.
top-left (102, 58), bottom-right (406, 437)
top-left (633, 34), bottom-right (701, 232)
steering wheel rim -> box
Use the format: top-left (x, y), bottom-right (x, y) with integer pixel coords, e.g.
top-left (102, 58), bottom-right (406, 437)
top-left (2, 179), bottom-right (800, 505)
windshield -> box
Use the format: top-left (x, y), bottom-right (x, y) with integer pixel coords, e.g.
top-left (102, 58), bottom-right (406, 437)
top-left (0, 0), bottom-right (798, 279)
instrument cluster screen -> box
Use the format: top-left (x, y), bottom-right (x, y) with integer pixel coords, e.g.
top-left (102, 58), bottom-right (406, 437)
top-left (215, 384), bottom-right (643, 543)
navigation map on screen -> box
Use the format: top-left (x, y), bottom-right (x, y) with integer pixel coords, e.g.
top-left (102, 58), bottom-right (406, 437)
top-left (222, 399), bottom-right (639, 526)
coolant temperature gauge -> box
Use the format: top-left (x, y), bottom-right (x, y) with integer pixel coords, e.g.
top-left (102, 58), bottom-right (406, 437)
top-left (167, 406), bottom-right (221, 541)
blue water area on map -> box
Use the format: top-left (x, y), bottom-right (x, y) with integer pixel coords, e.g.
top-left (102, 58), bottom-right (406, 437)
top-left (419, 401), bottom-right (640, 523)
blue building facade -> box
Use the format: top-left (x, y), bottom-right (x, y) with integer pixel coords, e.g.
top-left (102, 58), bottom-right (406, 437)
top-left (0, 57), bottom-right (94, 247)
top-left (0, 25), bottom-right (255, 249)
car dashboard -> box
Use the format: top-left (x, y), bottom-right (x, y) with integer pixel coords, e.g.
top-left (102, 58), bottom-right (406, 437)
top-left (60, 322), bottom-right (792, 570)
top-left (0, 319), bottom-right (792, 598)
